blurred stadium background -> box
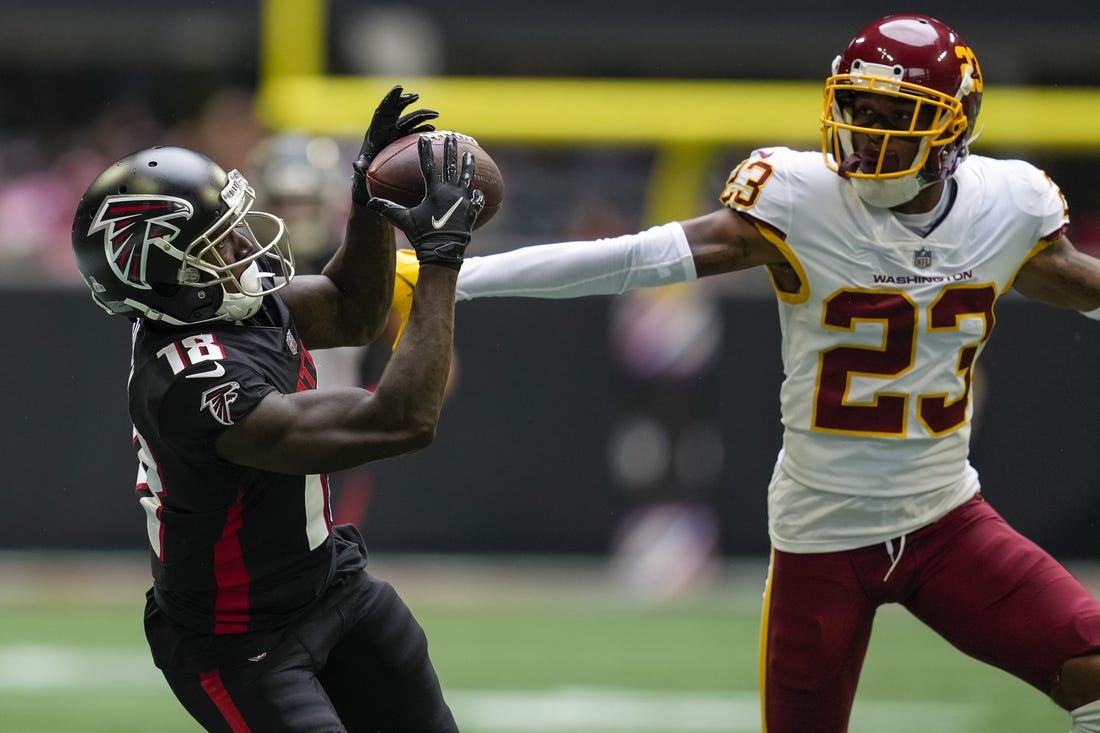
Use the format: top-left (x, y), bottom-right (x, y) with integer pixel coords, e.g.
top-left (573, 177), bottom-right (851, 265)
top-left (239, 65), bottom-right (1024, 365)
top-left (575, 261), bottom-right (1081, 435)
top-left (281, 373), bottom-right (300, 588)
top-left (2, 1), bottom-right (1099, 730)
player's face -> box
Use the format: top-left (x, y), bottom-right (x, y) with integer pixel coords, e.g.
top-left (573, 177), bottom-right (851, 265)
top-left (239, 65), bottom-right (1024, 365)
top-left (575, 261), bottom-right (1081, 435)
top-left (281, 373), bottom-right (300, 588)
top-left (847, 93), bottom-right (937, 173)
top-left (206, 228), bottom-right (257, 293)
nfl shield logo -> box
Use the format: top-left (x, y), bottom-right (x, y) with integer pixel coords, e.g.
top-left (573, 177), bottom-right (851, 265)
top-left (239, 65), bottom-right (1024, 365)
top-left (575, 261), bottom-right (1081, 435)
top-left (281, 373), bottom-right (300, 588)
top-left (285, 329), bottom-right (299, 356)
top-left (914, 247), bottom-right (933, 270)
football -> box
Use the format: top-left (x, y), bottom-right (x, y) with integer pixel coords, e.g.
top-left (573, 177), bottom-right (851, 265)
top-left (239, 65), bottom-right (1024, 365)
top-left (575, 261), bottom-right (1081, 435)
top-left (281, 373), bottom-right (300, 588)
top-left (366, 130), bottom-right (504, 228)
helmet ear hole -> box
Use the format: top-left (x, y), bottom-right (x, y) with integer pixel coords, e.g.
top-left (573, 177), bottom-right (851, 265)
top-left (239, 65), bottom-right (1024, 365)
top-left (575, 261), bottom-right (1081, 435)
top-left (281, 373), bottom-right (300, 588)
top-left (151, 282), bottom-right (181, 298)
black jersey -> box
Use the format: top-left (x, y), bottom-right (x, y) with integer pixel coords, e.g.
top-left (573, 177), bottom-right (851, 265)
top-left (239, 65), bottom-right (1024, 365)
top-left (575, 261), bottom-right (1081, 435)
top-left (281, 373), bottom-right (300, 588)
top-left (129, 295), bottom-right (360, 645)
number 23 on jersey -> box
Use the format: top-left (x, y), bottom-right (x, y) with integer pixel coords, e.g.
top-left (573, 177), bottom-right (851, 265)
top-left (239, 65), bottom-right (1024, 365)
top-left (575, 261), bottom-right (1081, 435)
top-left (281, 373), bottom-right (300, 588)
top-left (814, 285), bottom-right (995, 438)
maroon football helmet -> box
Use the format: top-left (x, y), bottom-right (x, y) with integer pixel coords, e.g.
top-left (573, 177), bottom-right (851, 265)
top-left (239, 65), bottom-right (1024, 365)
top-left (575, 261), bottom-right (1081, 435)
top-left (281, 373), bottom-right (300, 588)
top-left (821, 15), bottom-right (983, 191)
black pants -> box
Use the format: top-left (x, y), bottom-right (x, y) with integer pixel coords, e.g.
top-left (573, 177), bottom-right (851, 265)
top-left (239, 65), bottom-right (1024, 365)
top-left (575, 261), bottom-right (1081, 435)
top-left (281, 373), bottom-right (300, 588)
top-left (154, 571), bottom-right (459, 732)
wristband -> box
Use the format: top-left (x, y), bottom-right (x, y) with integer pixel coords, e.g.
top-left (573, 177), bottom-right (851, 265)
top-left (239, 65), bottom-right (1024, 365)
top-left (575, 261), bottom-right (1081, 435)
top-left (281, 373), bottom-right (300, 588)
top-left (417, 241), bottom-right (465, 271)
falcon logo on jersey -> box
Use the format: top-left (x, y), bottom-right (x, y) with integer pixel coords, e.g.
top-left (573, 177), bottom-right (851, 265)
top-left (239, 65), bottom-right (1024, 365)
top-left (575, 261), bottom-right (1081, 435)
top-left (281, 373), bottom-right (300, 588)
top-left (914, 247), bottom-right (933, 270)
top-left (87, 195), bottom-right (194, 289)
top-left (200, 381), bottom-right (241, 426)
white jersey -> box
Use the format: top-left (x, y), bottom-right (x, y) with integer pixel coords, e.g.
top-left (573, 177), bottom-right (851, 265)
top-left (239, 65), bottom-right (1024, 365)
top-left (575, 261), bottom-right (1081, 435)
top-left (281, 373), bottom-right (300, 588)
top-left (721, 147), bottom-right (1068, 553)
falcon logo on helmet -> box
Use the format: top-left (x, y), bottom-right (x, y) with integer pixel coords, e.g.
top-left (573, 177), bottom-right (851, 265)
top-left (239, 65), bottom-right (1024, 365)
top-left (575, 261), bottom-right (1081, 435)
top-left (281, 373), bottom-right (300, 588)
top-left (200, 381), bottom-right (240, 426)
top-left (87, 195), bottom-right (194, 290)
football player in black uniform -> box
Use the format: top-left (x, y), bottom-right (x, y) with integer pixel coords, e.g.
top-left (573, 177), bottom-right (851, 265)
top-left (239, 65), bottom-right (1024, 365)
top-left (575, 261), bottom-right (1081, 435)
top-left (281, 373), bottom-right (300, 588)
top-left (70, 87), bottom-right (484, 733)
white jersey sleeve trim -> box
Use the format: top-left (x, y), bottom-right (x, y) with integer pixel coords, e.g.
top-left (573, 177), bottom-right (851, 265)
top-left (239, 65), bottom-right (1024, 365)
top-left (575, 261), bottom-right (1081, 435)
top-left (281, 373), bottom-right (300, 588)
top-left (456, 222), bottom-right (696, 301)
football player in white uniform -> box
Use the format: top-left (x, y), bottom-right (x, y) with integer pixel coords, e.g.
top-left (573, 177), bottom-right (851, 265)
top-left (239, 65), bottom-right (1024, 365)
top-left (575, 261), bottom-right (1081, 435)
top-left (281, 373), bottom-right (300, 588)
top-left (441, 13), bottom-right (1100, 733)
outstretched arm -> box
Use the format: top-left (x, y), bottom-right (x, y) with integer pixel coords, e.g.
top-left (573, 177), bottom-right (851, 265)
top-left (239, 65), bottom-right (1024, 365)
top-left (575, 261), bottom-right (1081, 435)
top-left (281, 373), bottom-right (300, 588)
top-left (1012, 235), bottom-right (1100, 315)
top-left (455, 207), bottom-right (781, 301)
top-left (456, 222), bottom-right (696, 300)
top-left (281, 86), bottom-right (438, 349)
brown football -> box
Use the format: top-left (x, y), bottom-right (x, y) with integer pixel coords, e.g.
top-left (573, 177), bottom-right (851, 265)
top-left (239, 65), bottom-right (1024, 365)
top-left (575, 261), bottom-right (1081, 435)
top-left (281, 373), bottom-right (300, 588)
top-left (366, 130), bottom-right (504, 229)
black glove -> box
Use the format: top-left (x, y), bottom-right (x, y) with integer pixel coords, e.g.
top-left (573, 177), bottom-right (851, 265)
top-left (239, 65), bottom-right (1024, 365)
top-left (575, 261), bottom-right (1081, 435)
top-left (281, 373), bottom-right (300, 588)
top-left (368, 134), bottom-right (485, 270)
top-left (351, 85), bottom-right (438, 205)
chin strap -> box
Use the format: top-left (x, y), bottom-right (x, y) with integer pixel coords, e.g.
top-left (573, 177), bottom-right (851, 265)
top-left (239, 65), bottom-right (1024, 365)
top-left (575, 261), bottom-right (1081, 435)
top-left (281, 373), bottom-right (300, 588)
top-left (216, 292), bottom-right (263, 321)
top-left (848, 174), bottom-right (928, 209)
top-left (213, 261), bottom-right (265, 321)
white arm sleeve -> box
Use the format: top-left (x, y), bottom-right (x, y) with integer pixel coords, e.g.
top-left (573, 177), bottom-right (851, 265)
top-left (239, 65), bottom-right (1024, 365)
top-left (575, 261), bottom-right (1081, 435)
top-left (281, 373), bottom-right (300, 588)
top-left (456, 221), bottom-right (696, 301)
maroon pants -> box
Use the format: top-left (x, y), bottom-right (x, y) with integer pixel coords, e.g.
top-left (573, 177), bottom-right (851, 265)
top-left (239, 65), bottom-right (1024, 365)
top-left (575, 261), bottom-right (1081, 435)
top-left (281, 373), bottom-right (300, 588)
top-left (761, 494), bottom-right (1100, 732)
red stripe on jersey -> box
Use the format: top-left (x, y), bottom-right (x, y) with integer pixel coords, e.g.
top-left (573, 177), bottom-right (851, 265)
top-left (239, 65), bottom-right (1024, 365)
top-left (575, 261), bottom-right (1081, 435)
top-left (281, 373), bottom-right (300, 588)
top-left (332, 472), bottom-right (372, 525)
top-left (297, 347), bottom-right (317, 391)
top-left (213, 490), bottom-right (251, 634)
top-left (198, 670), bottom-right (252, 732)
top-left (321, 472), bottom-right (333, 535)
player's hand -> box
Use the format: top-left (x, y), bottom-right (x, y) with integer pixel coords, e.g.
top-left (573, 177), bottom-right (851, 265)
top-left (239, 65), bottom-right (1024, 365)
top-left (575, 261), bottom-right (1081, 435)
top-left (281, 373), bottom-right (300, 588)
top-left (352, 85), bottom-right (439, 205)
top-left (368, 134), bottom-right (484, 270)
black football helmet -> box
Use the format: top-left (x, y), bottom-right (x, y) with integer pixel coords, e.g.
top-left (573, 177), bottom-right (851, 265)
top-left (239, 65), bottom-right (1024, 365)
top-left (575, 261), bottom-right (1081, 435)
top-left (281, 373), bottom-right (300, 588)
top-left (72, 146), bottom-right (295, 325)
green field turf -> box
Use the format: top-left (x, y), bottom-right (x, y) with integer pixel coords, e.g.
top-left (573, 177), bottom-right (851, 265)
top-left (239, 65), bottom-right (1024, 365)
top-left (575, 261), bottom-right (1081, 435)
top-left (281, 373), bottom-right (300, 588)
top-left (0, 553), bottom-right (1070, 732)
